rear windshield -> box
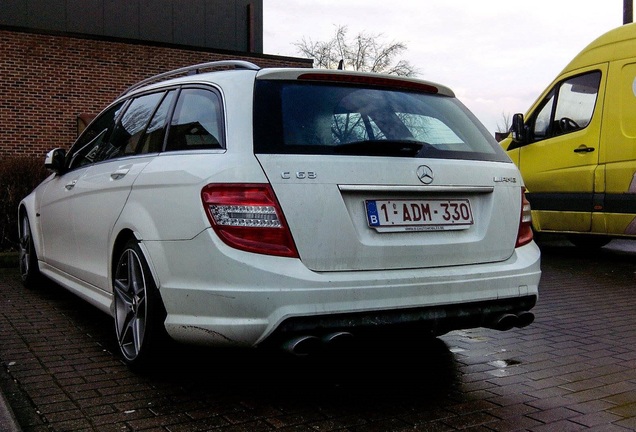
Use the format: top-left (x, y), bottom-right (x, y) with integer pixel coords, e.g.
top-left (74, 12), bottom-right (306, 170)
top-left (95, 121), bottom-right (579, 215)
top-left (253, 80), bottom-right (509, 162)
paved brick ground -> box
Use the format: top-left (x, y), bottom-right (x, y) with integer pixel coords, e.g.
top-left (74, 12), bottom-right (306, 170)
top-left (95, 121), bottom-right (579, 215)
top-left (1, 237), bottom-right (635, 431)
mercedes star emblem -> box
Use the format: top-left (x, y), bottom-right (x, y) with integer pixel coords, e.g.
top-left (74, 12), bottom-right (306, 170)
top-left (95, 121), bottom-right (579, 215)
top-left (416, 165), bottom-right (434, 185)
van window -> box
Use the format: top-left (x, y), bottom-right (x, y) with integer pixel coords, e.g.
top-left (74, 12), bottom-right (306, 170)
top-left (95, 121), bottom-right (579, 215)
top-left (530, 71), bottom-right (601, 142)
top-left (621, 64), bottom-right (636, 138)
top-left (532, 91), bottom-right (555, 141)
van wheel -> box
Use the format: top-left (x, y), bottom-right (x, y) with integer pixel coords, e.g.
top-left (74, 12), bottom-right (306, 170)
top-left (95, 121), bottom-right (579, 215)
top-left (113, 240), bottom-right (166, 369)
top-left (19, 214), bottom-right (41, 289)
top-left (567, 234), bottom-right (611, 249)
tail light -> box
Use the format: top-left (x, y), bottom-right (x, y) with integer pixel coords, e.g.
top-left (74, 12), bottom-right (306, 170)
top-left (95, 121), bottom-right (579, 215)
top-left (516, 188), bottom-right (533, 248)
top-left (201, 184), bottom-right (299, 258)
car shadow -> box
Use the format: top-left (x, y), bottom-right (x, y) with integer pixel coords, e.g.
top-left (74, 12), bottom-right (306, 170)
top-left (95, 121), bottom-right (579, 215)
top-left (143, 335), bottom-right (461, 404)
top-left (9, 269), bottom-right (461, 405)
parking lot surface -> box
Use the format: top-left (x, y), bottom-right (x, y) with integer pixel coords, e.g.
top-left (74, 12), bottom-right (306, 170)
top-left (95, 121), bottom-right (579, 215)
top-left (1, 237), bottom-right (635, 431)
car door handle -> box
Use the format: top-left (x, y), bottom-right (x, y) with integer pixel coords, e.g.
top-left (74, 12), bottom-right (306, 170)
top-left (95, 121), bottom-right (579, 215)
top-left (65, 179), bottom-right (77, 190)
top-left (110, 168), bottom-right (130, 180)
top-left (573, 145), bottom-right (595, 153)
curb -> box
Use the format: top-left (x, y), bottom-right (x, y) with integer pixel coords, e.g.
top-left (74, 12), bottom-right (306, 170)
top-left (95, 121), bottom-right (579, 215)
top-left (0, 386), bottom-right (21, 432)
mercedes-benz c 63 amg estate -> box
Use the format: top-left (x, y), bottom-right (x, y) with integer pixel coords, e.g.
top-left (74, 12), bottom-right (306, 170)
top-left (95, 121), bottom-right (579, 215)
top-left (19, 61), bottom-right (541, 368)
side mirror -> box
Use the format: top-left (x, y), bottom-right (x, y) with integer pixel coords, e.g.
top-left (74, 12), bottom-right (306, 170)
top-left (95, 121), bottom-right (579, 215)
top-left (508, 113), bottom-right (527, 150)
top-left (44, 148), bottom-right (67, 174)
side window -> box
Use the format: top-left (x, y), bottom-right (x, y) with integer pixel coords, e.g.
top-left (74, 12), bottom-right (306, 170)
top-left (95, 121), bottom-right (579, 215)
top-left (553, 72), bottom-right (600, 134)
top-left (68, 102), bottom-right (125, 170)
top-left (138, 90), bottom-right (176, 154)
top-left (109, 92), bottom-right (165, 157)
top-left (166, 88), bottom-right (224, 151)
top-left (528, 71), bottom-right (601, 142)
top-left (532, 91), bottom-right (555, 141)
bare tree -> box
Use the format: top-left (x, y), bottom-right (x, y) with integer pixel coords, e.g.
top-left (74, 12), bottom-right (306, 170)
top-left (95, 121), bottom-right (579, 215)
top-left (295, 25), bottom-right (418, 77)
top-left (497, 112), bottom-right (512, 133)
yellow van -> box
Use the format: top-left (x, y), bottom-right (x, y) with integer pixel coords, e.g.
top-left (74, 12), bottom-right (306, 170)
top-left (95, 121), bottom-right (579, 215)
top-left (501, 23), bottom-right (636, 248)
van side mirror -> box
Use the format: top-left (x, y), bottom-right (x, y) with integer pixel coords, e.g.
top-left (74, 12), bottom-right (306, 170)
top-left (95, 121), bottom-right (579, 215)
top-left (508, 113), bottom-right (527, 150)
top-left (44, 148), bottom-right (67, 174)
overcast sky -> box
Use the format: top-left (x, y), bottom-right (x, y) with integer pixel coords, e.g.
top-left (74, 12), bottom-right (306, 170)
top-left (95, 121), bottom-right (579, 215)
top-left (263, 0), bottom-right (627, 135)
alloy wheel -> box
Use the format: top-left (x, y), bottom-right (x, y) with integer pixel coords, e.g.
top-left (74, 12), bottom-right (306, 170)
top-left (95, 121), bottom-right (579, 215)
top-left (113, 247), bottom-right (148, 362)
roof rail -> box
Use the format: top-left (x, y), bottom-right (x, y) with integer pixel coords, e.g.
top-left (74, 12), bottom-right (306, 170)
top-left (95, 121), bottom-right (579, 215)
top-left (120, 60), bottom-right (260, 96)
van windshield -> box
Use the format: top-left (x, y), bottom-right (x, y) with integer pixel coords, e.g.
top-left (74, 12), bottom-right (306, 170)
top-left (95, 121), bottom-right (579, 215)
top-left (253, 80), bottom-right (509, 162)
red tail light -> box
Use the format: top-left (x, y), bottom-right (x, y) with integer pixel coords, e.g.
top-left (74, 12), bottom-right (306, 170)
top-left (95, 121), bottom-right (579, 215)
top-left (201, 184), bottom-right (299, 258)
top-left (516, 188), bottom-right (534, 248)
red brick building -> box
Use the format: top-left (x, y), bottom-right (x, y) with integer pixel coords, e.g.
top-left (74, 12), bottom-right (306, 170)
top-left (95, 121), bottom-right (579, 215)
top-left (0, 1), bottom-right (311, 157)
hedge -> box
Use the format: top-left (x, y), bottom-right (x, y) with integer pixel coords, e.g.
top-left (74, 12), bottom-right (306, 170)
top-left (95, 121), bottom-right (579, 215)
top-left (0, 156), bottom-right (49, 252)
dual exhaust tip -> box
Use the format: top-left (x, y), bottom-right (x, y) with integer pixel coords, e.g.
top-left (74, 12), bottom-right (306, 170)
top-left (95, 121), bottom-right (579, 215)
top-left (282, 311), bottom-right (535, 355)
top-left (282, 331), bottom-right (353, 356)
top-left (488, 311), bottom-right (535, 331)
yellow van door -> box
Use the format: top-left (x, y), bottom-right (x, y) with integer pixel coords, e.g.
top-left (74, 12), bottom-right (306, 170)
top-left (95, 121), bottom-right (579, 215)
top-left (515, 65), bottom-right (607, 233)
top-left (599, 60), bottom-right (636, 237)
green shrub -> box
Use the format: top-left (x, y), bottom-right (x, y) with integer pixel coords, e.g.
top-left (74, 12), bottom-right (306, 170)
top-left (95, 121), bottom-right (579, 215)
top-left (0, 157), bottom-right (49, 252)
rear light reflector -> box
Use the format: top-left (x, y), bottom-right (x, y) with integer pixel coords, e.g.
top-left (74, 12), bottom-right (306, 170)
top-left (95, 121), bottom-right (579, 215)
top-left (201, 184), bottom-right (299, 258)
top-left (516, 188), bottom-right (533, 248)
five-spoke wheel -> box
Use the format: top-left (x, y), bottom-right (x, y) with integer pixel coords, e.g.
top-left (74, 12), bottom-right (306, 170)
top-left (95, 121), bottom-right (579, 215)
top-left (19, 214), bottom-right (41, 288)
top-left (113, 240), bottom-right (165, 368)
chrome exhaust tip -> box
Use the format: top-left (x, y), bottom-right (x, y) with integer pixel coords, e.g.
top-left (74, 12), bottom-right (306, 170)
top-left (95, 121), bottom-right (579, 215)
top-left (282, 335), bottom-right (321, 356)
top-left (515, 311), bottom-right (535, 328)
top-left (490, 314), bottom-right (518, 331)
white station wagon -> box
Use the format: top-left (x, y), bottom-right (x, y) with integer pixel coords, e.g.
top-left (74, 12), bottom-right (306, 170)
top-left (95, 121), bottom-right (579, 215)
top-left (18, 60), bottom-right (541, 368)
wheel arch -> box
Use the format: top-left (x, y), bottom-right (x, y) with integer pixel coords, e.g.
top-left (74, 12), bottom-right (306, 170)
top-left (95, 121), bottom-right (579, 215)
top-left (110, 229), bottom-right (163, 295)
top-left (18, 198), bottom-right (43, 259)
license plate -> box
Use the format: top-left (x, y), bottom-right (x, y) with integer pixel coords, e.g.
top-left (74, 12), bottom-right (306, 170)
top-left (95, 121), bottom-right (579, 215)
top-left (365, 199), bottom-right (473, 232)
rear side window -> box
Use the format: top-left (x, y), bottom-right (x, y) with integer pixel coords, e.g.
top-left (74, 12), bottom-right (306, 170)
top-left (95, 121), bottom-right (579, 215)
top-left (166, 88), bottom-right (224, 151)
top-left (253, 80), bottom-right (508, 162)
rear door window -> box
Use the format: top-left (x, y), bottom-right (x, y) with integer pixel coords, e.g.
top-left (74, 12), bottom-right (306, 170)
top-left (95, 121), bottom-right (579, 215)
top-left (138, 90), bottom-right (176, 154)
top-left (109, 92), bottom-right (165, 156)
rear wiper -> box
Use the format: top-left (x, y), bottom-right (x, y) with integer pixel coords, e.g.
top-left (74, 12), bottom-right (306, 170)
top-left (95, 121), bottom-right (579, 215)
top-left (334, 140), bottom-right (430, 157)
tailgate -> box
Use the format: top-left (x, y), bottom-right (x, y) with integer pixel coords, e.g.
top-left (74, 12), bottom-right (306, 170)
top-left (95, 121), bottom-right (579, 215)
top-left (257, 154), bottom-right (521, 272)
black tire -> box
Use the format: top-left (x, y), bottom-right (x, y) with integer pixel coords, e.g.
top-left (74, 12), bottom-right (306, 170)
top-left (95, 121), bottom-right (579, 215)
top-left (567, 234), bottom-right (611, 249)
top-left (112, 240), bottom-right (167, 369)
top-left (18, 214), bottom-right (42, 289)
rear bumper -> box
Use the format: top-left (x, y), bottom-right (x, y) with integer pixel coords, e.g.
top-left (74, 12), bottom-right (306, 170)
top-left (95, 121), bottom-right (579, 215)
top-left (266, 295), bottom-right (537, 346)
top-left (144, 229), bottom-right (541, 347)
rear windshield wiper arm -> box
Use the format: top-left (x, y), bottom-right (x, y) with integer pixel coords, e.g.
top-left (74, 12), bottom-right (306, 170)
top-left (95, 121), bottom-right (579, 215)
top-left (334, 140), bottom-right (430, 157)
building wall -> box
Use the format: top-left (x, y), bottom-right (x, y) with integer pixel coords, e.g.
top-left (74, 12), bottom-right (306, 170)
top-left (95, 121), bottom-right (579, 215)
top-left (1, 0), bottom-right (263, 53)
top-left (0, 29), bottom-right (311, 158)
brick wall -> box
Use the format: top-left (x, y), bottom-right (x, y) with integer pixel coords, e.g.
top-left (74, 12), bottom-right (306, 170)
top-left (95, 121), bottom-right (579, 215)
top-left (0, 29), bottom-right (310, 158)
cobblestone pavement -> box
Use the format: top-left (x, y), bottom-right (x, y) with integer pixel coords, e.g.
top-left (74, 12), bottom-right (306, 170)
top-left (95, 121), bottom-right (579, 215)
top-left (1, 237), bottom-right (635, 432)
